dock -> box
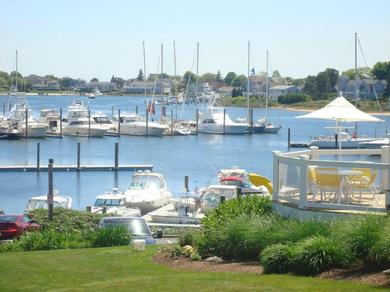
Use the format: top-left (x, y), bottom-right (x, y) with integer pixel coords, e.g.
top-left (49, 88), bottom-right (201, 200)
top-left (0, 164), bottom-right (153, 172)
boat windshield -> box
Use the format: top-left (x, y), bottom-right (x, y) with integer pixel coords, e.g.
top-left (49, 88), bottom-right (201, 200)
top-left (25, 199), bottom-right (65, 211)
top-left (129, 175), bottom-right (161, 190)
top-left (94, 199), bottom-right (123, 207)
top-left (94, 117), bottom-right (112, 124)
top-left (102, 219), bottom-right (150, 236)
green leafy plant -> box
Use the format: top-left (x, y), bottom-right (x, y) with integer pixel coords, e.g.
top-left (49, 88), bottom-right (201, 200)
top-left (90, 225), bottom-right (131, 247)
top-left (260, 243), bottom-right (297, 274)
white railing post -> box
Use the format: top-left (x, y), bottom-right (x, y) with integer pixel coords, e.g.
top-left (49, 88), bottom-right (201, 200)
top-left (310, 146), bottom-right (319, 160)
top-left (386, 144), bottom-right (390, 210)
top-left (299, 155), bottom-right (309, 209)
top-left (381, 146), bottom-right (389, 191)
top-left (272, 151), bottom-right (282, 202)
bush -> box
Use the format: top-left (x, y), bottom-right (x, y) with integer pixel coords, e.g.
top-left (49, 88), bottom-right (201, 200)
top-left (90, 226), bottom-right (131, 247)
top-left (260, 244), bottom-right (297, 274)
top-left (278, 93), bottom-right (310, 104)
top-left (370, 221), bottom-right (390, 267)
top-left (201, 196), bottom-right (272, 231)
top-left (293, 236), bottom-right (350, 275)
top-left (178, 229), bottom-right (202, 247)
top-left (282, 219), bottom-right (331, 243)
top-left (332, 215), bottom-right (384, 263)
top-left (16, 229), bottom-right (73, 251)
top-left (190, 252), bottom-right (201, 261)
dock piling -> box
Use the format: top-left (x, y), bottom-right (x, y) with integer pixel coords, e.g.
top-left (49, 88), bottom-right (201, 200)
top-left (48, 159), bottom-right (54, 221)
top-left (288, 128), bottom-right (291, 148)
top-left (77, 142), bottom-right (81, 170)
top-left (136, 105), bottom-right (138, 114)
top-left (88, 109), bottom-right (91, 137)
top-left (335, 134), bottom-right (338, 149)
top-left (249, 109), bottom-right (253, 134)
top-left (146, 109), bottom-right (149, 136)
top-left (117, 109), bottom-right (121, 136)
top-left (195, 109), bottom-right (199, 135)
top-left (114, 142), bottom-right (119, 170)
top-left (184, 175), bottom-right (189, 192)
top-left (223, 109), bottom-right (226, 134)
top-left (2, 102), bottom-right (5, 116)
top-left (170, 108), bottom-right (174, 136)
top-left (36, 143), bottom-right (40, 170)
top-left (59, 108), bottom-right (63, 136)
top-left (25, 108), bottom-right (28, 137)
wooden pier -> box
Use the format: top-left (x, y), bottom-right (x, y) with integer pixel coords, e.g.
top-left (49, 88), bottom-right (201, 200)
top-left (0, 164), bottom-right (153, 172)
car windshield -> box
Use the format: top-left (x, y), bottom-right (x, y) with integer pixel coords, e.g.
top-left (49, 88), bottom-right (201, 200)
top-left (129, 175), bottom-right (161, 190)
top-left (102, 219), bottom-right (150, 236)
top-left (26, 200), bottom-right (64, 211)
top-left (94, 199), bottom-right (123, 207)
top-left (0, 215), bottom-right (18, 223)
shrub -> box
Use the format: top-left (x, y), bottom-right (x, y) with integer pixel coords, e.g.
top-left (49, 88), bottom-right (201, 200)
top-left (16, 229), bottom-right (68, 251)
top-left (90, 225), bottom-right (131, 247)
top-left (201, 196), bottom-right (272, 231)
top-left (178, 229), bottom-right (202, 247)
top-left (370, 220), bottom-right (390, 267)
top-left (260, 244), bottom-right (297, 274)
top-left (182, 245), bottom-right (194, 257)
top-left (293, 236), bottom-right (350, 275)
top-left (278, 93), bottom-right (310, 104)
top-left (190, 252), bottom-right (201, 261)
top-left (282, 219), bottom-right (331, 243)
top-left (332, 215), bottom-right (383, 263)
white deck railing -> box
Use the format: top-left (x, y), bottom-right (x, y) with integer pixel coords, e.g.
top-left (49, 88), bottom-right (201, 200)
top-left (272, 146), bottom-right (390, 213)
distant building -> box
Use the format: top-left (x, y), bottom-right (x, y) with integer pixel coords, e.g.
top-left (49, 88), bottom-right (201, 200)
top-left (338, 75), bottom-right (387, 99)
top-left (89, 82), bottom-right (117, 92)
top-left (217, 86), bottom-right (233, 96)
top-left (248, 75), bottom-right (289, 96)
top-left (122, 80), bottom-right (171, 95)
top-left (269, 85), bottom-right (301, 101)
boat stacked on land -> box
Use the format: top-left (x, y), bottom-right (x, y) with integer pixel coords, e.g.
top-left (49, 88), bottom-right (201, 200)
top-left (25, 191), bottom-right (72, 211)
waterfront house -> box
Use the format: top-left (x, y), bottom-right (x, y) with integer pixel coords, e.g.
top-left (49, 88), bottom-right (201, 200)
top-left (269, 85), bottom-right (301, 101)
top-left (338, 75), bottom-right (387, 99)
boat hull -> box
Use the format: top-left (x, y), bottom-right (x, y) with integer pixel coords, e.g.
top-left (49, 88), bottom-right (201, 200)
top-left (20, 126), bottom-right (48, 138)
top-left (120, 122), bottom-right (166, 136)
top-left (62, 126), bottom-right (107, 137)
top-left (198, 124), bottom-right (248, 134)
top-left (125, 195), bottom-right (171, 214)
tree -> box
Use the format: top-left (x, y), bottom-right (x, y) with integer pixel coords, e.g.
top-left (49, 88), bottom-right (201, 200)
top-left (90, 78), bottom-right (99, 83)
top-left (231, 75), bottom-right (247, 88)
top-left (272, 70), bottom-right (281, 78)
top-left (137, 69), bottom-right (144, 81)
top-left (342, 67), bottom-right (371, 79)
top-left (303, 75), bottom-right (318, 98)
top-left (224, 72), bottom-right (236, 86)
top-left (372, 61), bottom-right (390, 80)
top-left (199, 73), bottom-right (216, 84)
top-left (182, 71), bottom-right (197, 84)
top-left (111, 77), bottom-right (125, 89)
top-left (216, 71), bottom-right (222, 82)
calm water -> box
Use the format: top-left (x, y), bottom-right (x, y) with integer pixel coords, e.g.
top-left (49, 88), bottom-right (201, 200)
top-left (0, 95), bottom-right (388, 213)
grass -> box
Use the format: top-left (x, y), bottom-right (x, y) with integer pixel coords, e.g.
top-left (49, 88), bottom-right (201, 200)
top-left (0, 246), bottom-right (386, 291)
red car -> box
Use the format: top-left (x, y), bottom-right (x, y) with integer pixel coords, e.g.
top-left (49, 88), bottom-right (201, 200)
top-left (0, 214), bottom-right (41, 240)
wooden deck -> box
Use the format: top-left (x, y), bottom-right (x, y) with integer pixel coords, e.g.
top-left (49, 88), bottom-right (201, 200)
top-left (0, 164), bottom-right (153, 172)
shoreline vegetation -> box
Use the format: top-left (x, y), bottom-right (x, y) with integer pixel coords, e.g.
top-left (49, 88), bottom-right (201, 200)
top-left (1, 91), bottom-right (389, 115)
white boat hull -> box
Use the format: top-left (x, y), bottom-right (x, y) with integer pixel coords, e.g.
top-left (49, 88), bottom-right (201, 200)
top-left (125, 195), bottom-right (171, 214)
top-left (62, 125), bottom-right (107, 137)
top-left (309, 138), bottom-right (376, 149)
top-left (198, 124), bottom-right (248, 134)
top-left (20, 125), bottom-right (48, 138)
top-left (146, 203), bottom-right (204, 225)
top-left (120, 122), bottom-right (166, 136)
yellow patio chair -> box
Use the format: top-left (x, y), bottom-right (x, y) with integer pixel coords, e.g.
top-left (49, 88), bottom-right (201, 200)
top-left (307, 166), bottom-right (317, 200)
top-left (348, 168), bottom-right (378, 203)
top-left (315, 168), bottom-right (340, 202)
top-left (248, 173), bottom-right (273, 194)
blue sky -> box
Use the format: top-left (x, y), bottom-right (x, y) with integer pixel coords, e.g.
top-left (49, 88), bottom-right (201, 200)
top-left (0, 0), bottom-right (389, 81)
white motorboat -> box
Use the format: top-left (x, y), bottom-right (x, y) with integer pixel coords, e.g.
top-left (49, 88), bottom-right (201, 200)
top-left (359, 138), bottom-right (389, 149)
top-left (198, 107), bottom-right (248, 134)
top-left (7, 97), bottom-right (48, 138)
top-left (40, 108), bottom-right (61, 134)
top-left (163, 121), bottom-right (192, 136)
top-left (308, 131), bottom-right (376, 149)
top-left (91, 188), bottom-right (141, 216)
top-left (112, 112), bottom-right (167, 136)
top-left (91, 112), bottom-right (116, 132)
top-left (62, 101), bottom-right (107, 137)
top-left (254, 118), bottom-right (281, 134)
top-left (124, 171), bottom-right (172, 214)
top-left (145, 185), bottom-right (239, 225)
top-left (25, 191), bottom-right (72, 211)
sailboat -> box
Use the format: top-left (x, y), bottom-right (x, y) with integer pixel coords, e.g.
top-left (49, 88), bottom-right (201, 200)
top-left (253, 50), bottom-right (281, 134)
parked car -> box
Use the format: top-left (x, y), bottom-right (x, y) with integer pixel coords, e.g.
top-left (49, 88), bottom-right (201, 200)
top-left (0, 214), bottom-right (41, 240)
top-left (99, 216), bottom-right (157, 244)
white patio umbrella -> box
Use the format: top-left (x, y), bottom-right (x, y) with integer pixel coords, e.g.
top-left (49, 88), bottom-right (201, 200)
top-left (296, 95), bottom-right (383, 153)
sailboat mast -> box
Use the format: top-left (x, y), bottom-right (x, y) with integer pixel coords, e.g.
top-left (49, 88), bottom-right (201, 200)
top-left (173, 41), bottom-right (177, 78)
top-left (15, 49), bottom-right (18, 92)
top-left (143, 41), bottom-right (146, 80)
top-left (196, 42), bottom-right (199, 99)
top-left (265, 50), bottom-right (269, 119)
top-left (354, 32), bottom-right (359, 104)
top-left (247, 41), bottom-right (250, 111)
top-left (161, 43), bottom-right (164, 78)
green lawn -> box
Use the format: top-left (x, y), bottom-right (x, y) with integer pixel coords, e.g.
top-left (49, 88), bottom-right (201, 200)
top-left (0, 246), bottom-right (385, 291)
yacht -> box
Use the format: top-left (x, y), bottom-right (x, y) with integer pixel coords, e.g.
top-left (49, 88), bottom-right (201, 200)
top-left (7, 97), bottom-right (48, 138)
top-left (112, 112), bottom-right (167, 136)
top-left (25, 192), bottom-right (72, 211)
top-left (62, 101), bottom-right (107, 137)
top-left (198, 106), bottom-right (248, 134)
top-left (308, 131), bottom-right (376, 149)
top-left (91, 188), bottom-right (141, 216)
top-left (40, 108), bottom-right (61, 134)
top-left (124, 171), bottom-right (172, 214)
top-left (91, 112), bottom-right (116, 132)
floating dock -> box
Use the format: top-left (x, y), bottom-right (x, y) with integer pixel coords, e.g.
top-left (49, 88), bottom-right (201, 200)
top-left (0, 164), bottom-right (153, 172)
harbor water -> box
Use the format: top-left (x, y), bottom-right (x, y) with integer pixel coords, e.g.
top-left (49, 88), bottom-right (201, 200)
top-left (0, 94), bottom-right (388, 213)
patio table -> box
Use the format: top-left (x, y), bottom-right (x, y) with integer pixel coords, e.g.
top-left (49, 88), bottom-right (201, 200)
top-left (337, 170), bottom-right (363, 204)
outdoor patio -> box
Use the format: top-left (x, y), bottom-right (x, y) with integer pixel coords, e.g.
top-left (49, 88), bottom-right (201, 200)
top-left (272, 146), bottom-right (390, 217)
